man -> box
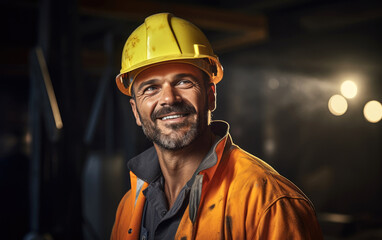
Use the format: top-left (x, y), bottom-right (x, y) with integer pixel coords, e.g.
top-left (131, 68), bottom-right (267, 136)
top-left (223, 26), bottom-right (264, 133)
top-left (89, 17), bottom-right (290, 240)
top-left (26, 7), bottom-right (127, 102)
top-left (111, 13), bottom-right (323, 240)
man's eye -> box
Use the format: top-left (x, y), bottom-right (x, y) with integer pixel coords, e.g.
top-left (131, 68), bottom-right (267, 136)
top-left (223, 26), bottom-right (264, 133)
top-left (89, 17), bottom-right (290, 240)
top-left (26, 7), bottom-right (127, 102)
top-left (143, 86), bottom-right (157, 93)
top-left (177, 80), bottom-right (193, 87)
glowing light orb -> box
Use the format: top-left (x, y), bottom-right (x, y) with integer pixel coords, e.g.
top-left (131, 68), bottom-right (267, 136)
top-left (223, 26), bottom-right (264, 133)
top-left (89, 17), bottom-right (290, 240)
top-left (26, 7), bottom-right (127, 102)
top-left (363, 100), bottom-right (382, 123)
top-left (340, 80), bottom-right (357, 99)
top-left (328, 95), bottom-right (348, 116)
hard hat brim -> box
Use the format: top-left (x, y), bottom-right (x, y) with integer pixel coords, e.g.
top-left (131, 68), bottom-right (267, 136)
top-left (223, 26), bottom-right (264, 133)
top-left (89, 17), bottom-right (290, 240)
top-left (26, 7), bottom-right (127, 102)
top-left (116, 56), bottom-right (223, 96)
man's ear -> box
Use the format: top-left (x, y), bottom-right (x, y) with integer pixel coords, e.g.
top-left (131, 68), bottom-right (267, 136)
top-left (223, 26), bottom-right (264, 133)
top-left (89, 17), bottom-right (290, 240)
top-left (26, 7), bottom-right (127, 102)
top-left (207, 82), bottom-right (217, 112)
top-left (130, 98), bottom-right (142, 126)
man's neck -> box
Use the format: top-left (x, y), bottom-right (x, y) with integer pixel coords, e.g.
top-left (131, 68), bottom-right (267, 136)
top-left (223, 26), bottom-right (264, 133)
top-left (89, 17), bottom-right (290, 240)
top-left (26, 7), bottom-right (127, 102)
top-left (154, 127), bottom-right (216, 209)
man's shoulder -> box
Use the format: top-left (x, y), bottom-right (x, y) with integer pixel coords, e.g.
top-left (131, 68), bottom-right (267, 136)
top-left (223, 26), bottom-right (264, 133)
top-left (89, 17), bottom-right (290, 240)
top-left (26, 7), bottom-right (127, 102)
top-left (228, 145), bottom-right (279, 175)
top-left (225, 145), bottom-right (308, 202)
top-left (226, 145), bottom-right (280, 181)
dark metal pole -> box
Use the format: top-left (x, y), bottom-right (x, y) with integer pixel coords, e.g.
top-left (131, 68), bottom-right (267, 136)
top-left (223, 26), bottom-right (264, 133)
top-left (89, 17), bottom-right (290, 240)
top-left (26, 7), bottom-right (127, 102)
top-left (84, 33), bottom-right (114, 146)
top-left (25, 0), bottom-right (52, 234)
top-left (25, 0), bottom-right (52, 236)
top-left (26, 52), bottom-right (42, 240)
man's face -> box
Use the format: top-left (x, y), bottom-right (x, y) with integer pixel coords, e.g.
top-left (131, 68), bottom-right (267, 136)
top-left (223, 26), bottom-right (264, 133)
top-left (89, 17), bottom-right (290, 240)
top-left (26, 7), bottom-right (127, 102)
top-left (129, 62), bottom-right (216, 150)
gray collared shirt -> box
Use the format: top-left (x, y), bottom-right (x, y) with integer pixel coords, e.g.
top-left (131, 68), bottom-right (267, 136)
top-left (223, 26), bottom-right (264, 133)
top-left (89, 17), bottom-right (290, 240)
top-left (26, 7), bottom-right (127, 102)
top-left (128, 121), bottom-right (229, 240)
top-left (140, 175), bottom-right (194, 240)
top-left (139, 133), bottom-right (222, 240)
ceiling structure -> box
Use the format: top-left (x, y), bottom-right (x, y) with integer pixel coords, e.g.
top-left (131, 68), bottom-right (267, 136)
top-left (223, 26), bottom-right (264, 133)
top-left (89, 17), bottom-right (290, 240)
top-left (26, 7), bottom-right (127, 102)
top-left (2, 0), bottom-right (382, 79)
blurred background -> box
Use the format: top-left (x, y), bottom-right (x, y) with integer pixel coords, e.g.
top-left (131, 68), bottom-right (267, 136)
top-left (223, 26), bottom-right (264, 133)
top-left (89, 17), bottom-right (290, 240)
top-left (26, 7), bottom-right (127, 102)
top-left (1, 0), bottom-right (382, 239)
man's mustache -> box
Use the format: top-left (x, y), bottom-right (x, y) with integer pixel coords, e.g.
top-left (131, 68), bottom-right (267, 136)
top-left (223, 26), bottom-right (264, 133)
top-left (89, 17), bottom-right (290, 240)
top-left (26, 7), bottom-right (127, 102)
top-left (151, 103), bottom-right (197, 122)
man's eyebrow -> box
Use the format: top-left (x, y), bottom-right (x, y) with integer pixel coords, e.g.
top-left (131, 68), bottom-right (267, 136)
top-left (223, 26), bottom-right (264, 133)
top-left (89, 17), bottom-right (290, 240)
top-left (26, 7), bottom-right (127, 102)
top-left (136, 73), bottom-right (200, 92)
top-left (136, 79), bottom-right (158, 92)
top-left (174, 73), bottom-right (199, 82)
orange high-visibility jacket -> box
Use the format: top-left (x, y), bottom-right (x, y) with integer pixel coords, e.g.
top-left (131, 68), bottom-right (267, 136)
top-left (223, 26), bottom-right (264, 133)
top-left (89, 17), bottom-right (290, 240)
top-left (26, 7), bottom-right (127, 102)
top-left (111, 121), bottom-right (323, 240)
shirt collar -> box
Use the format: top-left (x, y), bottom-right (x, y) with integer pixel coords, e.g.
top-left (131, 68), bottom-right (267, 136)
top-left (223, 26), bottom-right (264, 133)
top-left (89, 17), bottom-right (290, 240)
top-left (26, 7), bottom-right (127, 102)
top-left (128, 120), bottom-right (230, 184)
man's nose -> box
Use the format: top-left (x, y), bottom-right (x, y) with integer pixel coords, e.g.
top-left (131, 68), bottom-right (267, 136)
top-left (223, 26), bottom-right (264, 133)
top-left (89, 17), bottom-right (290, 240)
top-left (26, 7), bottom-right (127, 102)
top-left (159, 85), bottom-right (181, 106)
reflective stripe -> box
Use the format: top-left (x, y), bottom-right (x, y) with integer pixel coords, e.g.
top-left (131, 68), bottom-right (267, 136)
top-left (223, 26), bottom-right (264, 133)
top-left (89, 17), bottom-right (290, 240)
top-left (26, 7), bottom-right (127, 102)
top-left (135, 178), bottom-right (145, 207)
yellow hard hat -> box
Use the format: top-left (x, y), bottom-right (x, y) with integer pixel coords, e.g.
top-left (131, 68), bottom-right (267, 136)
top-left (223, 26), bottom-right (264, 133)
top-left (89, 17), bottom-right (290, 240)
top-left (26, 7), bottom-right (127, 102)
top-left (116, 13), bottom-right (224, 96)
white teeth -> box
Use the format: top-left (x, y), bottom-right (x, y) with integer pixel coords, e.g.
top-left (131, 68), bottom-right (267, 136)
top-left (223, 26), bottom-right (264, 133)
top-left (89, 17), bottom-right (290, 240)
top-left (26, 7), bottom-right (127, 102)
top-left (162, 114), bottom-right (183, 120)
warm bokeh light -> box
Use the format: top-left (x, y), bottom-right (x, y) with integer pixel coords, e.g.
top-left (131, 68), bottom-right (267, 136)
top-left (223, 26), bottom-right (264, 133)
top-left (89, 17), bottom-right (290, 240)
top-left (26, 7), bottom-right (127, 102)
top-left (328, 94), bottom-right (348, 116)
top-left (363, 100), bottom-right (382, 123)
top-left (340, 80), bottom-right (358, 99)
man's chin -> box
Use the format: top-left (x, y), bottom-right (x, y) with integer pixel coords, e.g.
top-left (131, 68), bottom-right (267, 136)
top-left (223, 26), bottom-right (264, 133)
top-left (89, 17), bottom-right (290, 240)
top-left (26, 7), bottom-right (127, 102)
top-left (159, 130), bottom-right (188, 142)
top-left (154, 135), bottom-right (187, 150)
top-left (154, 127), bottom-right (199, 150)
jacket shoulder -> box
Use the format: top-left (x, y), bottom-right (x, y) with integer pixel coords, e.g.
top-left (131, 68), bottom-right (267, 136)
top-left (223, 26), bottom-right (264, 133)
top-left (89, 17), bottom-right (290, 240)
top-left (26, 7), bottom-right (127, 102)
top-left (229, 146), bottom-right (279, 175)
top-left (222, 146), bottom-right (320, 237)
top-left (226, 145), bottom-right (310, 203)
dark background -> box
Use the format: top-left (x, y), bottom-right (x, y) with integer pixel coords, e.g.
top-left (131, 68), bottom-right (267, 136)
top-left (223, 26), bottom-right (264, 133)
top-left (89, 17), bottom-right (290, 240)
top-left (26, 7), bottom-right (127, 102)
top-left (1, 0), bottom-right (382, 239)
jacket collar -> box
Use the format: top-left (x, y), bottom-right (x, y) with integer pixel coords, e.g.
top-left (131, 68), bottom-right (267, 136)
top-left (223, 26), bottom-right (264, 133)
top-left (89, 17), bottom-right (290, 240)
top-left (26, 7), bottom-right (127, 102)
top-left (128, 120), bottom-right (231, 184)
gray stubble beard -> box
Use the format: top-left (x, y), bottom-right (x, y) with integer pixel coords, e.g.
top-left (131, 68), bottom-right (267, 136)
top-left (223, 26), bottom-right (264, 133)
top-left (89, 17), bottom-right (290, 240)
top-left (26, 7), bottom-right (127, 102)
top-left (139, 112), bottom-right (206, 151)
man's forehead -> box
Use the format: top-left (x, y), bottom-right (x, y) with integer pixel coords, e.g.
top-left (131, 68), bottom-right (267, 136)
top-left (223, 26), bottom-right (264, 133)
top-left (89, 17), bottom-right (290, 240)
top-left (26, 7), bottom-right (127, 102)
top-left (134, 62), bottom-right (204, 83)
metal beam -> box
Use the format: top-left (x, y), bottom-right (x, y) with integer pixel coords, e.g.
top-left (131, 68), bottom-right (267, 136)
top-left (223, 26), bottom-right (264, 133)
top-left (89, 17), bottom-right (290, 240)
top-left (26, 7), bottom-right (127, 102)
top-left (79, 0), bottom-right (268, 52)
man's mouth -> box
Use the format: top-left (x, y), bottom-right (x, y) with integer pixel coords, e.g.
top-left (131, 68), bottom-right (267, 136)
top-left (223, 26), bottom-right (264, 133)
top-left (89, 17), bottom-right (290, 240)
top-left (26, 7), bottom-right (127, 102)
top-left (160, 113), bottom-right (188, 121)
top-left (151, 103), bottom-right (196, 122)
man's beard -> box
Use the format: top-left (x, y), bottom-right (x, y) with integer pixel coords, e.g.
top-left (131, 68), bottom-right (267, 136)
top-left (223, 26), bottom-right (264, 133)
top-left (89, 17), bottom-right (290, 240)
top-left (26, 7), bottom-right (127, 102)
top-left (137, 102), bottom-right (208, 150)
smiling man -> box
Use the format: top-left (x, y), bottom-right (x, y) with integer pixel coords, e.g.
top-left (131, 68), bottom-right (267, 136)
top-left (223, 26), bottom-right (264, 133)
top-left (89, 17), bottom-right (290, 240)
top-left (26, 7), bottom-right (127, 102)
top-left (130, 63), bottom-right (214, 152)
top-left (111, 13), bottom-right (323, 240)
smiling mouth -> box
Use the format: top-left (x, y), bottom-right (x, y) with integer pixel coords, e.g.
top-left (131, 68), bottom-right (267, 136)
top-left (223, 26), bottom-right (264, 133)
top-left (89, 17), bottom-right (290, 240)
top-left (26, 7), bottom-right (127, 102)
top-left (160, 113), bottom-right (189, 121)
